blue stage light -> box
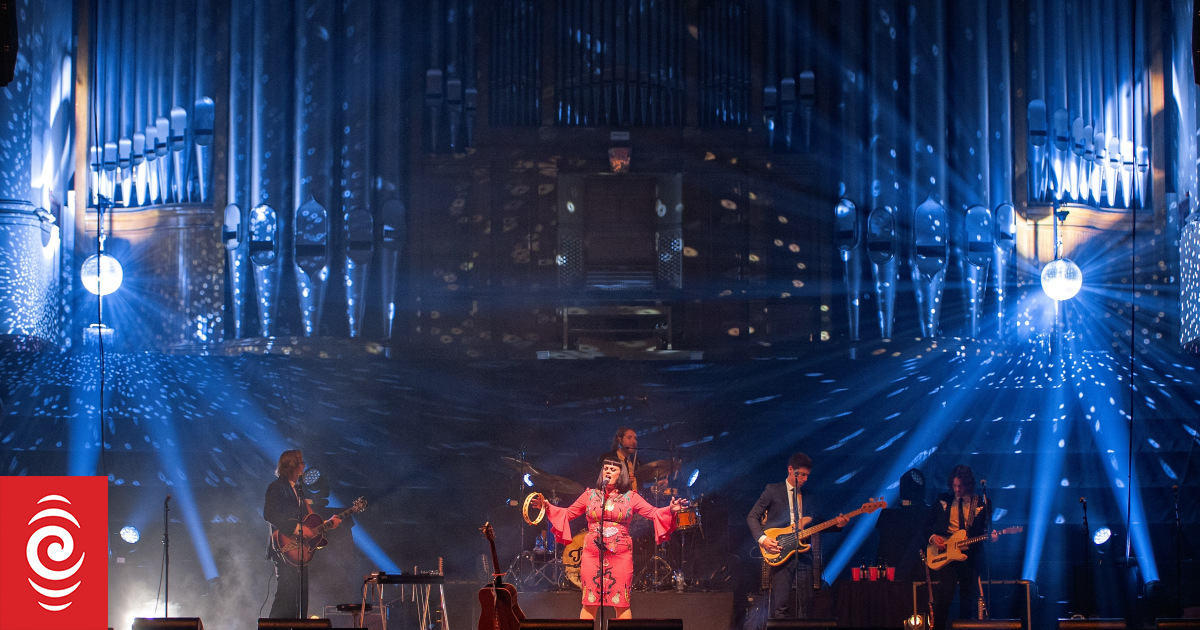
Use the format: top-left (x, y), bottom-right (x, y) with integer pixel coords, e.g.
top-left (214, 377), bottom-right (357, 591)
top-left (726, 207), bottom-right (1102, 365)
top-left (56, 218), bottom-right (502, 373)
top-left (303, 467), bottom-right (321, 485)
top-left (1092, 526), bottom-right (1111, 545)
top-left (687, 469), bottom-right (699, 487)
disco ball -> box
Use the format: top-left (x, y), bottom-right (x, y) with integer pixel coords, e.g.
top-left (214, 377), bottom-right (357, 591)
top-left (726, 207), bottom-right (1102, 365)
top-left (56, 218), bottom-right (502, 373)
top-left (81, 253), bottom-right (124, 296)
top-left (1040, 258), bottom-right (1082, 301)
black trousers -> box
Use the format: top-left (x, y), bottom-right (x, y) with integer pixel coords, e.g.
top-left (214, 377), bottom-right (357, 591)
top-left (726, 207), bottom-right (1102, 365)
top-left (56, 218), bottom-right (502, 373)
top-left (269, 555), bottom-right (308, 619)
top-left (931, 559), bottom-right (981, 630)
top-left (767, 558), bottom-right (815, 619)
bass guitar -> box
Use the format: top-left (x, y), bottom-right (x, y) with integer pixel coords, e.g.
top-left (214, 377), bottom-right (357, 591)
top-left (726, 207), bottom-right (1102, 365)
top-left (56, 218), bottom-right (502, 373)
top-left (272, 496), bottom-right (367, 566)
top-left (925, 526), bottom-right (1023, 570)
top-left (479, 523), bottom-right (525, 630)
top-left (760, 499), bottom-right (887, 566)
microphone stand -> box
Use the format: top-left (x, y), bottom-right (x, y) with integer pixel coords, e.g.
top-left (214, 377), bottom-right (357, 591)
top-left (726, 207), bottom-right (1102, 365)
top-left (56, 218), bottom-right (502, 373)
top-left (597, 482), bottom-right (608, 629)
top-left (790, 472), bottom-right (802, 619)
top-left (1080, 498), bottom-right (1093, 618)
top-left (1173, 486), bottom-right (1181, 613)
top-left (980, 480), bottom-right (990, 620)
top-left (163, 495), bottom-right (171, 618)
top-left (297, 484), bottom-right (307, 617)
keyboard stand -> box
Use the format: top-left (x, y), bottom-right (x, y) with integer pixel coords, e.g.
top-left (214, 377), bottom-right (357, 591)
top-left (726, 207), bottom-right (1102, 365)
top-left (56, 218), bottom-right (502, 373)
top-left (359, 570), bottom-right (448, 630)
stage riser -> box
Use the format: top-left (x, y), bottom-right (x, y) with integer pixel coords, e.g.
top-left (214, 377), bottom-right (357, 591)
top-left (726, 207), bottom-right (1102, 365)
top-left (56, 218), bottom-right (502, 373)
top-left (517, 591), bottom-right (735, 630)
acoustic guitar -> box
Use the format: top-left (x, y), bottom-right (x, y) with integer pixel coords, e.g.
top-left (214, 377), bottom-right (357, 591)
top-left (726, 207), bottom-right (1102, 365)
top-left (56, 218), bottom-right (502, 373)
top-left (924, 526), bottom-right (1023, 570)
top-left (760, 499), bottom-right (887, 566)
top-left (272, 496), bottom-right (367, 566)
top-left (479, 522), bottom-right (525, 630)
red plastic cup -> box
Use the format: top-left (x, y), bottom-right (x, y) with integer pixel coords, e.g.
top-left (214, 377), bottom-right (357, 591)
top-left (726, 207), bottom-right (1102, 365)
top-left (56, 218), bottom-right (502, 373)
top-left (868, 566), bottom-right (879, 581)
top-left (886, 567), bottom-right (896, 581)
top-left (851, 567), bottom-right (862, 581)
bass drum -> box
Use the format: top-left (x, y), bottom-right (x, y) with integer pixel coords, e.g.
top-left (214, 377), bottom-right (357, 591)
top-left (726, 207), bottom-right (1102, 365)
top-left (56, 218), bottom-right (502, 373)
top-left (561, 531), bottom-right (587, 589)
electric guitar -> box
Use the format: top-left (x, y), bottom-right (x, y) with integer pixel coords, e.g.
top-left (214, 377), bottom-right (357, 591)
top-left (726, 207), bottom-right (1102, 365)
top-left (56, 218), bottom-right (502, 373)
top-left (925, 526), bottom-right (1023, 570)
top-left (478, 523), bottom-right (525, 630)
top-left (272, 496), bottom-right (367, 566)
top-left (760, 499), bottom-right (887, 566)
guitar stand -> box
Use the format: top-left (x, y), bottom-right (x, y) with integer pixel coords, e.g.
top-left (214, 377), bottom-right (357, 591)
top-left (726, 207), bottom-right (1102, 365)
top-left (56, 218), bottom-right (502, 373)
top-left (359, 570), bottom-right (449, 630)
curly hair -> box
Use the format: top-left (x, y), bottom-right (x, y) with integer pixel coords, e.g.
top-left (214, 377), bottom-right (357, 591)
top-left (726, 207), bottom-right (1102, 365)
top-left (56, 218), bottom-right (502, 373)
top-left (948, 464), bottom-right (975, 491)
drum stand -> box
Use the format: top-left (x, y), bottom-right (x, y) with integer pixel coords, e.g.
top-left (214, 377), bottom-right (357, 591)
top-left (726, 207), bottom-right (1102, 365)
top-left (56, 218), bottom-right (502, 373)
top-left (633, 486), bottom-right (692, 592)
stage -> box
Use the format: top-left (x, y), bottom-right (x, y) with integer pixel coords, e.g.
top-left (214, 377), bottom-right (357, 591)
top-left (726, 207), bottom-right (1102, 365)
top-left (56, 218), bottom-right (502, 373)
top-left (400, 587), bottom-right (736, 630)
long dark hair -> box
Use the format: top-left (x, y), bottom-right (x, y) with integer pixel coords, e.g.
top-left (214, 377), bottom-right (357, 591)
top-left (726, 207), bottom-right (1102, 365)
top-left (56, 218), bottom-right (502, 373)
top-left (949, 464), bottom-right (975, 492)
top-left (596, 459), bottom-right (633, 493)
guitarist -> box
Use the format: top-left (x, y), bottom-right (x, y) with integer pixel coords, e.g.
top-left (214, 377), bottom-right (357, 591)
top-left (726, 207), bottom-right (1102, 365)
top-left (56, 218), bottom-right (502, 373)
top-left (264, 449), bottom-right (342, 619)
top-left (746, 453), bottom-right (848, 619)
top-left (926, 465), bottom-right (993, 630)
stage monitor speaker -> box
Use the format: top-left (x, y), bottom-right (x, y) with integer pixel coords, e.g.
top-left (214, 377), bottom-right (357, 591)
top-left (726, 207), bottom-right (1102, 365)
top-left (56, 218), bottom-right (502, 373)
top-left (257, 620), bottom-right (333, 630)
top-left (607, 619), bottom-right (684, 630)
top-left (522, 621), bottom-right (596, 630)
top-left (765, 620), bottom-right (838, 630)
top-left (951, 621), bottom-right (1022, 630)
top-left (1157, 621), bottom-right (1200, 630)
top-left (1057, 620), bottom-right (1126, 630)
top-left (132, 618), bottom-right (204, 630)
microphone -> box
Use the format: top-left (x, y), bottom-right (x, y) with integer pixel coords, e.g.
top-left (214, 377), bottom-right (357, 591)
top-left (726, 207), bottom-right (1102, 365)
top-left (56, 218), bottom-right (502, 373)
top-left (980, 479), bottom-right (987, 488)
top-left (1079, 497), bottom-right (1086, 505)
top-left (165, 494), bottom-right (172, 506)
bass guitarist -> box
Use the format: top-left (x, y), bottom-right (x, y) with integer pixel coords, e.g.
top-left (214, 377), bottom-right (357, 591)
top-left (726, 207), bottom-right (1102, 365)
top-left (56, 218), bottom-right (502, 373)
top-left (926, 464), bottom-right (994, 630)
top-left (746, 453), bottom-right (848, 619)
top-left (264, 449), bottom-right (342, 618)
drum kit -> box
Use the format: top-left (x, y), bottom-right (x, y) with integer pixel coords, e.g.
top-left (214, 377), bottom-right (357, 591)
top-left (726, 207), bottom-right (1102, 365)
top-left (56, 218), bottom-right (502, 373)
top-left (499, 454), bottom-right (704, 592)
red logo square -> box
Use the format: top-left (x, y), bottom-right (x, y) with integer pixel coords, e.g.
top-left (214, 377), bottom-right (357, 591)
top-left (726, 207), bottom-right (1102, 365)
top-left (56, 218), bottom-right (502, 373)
top-left (0, 476), bottom-right (108, 630)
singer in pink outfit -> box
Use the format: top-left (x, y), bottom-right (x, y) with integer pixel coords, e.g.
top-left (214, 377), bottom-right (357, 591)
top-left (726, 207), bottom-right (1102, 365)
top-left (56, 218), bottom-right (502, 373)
top-left (529, 459), bottom-right (686, 619)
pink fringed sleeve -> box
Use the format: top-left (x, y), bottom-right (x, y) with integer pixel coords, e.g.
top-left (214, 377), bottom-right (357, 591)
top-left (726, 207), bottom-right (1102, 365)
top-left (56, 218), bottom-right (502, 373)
top-left (629, 492), bottom-right (678, 544)
top-left (544, 490), bottom-right (590, 544)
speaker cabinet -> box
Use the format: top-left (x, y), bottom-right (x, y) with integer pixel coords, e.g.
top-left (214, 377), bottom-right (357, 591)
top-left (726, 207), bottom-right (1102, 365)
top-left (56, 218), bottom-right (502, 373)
top-left (521, 621), bottom-right (596, 630)
top-left (257, 620), bottom-right (334, 629)
top-left (606, 620), bottom-right (684, 630)
top-left (951, 621), bottom-right (1022, 630)
top-left (1156, 621), bottom-right (1200, 630)
top-left (765, 620), bottom-right (838, 630)
top-left (1057, 620), bottom-right (1126, 630)
top-left (132, 619), bottom-right (204, 630)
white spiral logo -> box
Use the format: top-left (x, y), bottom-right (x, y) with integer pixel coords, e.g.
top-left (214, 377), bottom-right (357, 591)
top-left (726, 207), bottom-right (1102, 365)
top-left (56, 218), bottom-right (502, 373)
top-left (26, 494), bottom-right (86, 612)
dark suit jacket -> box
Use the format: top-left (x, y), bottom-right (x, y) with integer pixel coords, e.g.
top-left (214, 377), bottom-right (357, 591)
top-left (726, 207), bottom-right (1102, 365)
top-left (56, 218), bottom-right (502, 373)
top-left (927, 492), bottom-right (991, 540)
top-left (747, 481), bottom-right (840, 564)
top-left (264, 476), bottom-right (305, 557)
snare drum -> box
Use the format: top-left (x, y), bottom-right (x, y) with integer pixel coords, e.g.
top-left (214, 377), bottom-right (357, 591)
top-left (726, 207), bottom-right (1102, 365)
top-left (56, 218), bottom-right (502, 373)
top-left (675, 507), bottom-right (699, 530)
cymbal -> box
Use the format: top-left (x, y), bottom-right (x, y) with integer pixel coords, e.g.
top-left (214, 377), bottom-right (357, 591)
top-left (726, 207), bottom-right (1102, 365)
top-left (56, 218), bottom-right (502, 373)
top-left (531, 473), bottom-right (583, 496)
top-left (501, 456), bottom-right (544, 476)
top-left (638, 459), bottom-right (680, 480)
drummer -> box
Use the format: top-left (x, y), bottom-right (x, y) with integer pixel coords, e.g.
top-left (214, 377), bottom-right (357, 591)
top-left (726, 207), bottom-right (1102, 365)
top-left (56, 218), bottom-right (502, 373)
top-left (600, 427), bottom-right (679, 498)
top-left (600, 427), bottom-right (642, 490)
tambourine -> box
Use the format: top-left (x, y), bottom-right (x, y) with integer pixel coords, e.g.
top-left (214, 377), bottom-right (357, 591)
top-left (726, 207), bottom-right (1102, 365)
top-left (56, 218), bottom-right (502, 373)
top-left (522, 492), bottom-right (546, 525)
